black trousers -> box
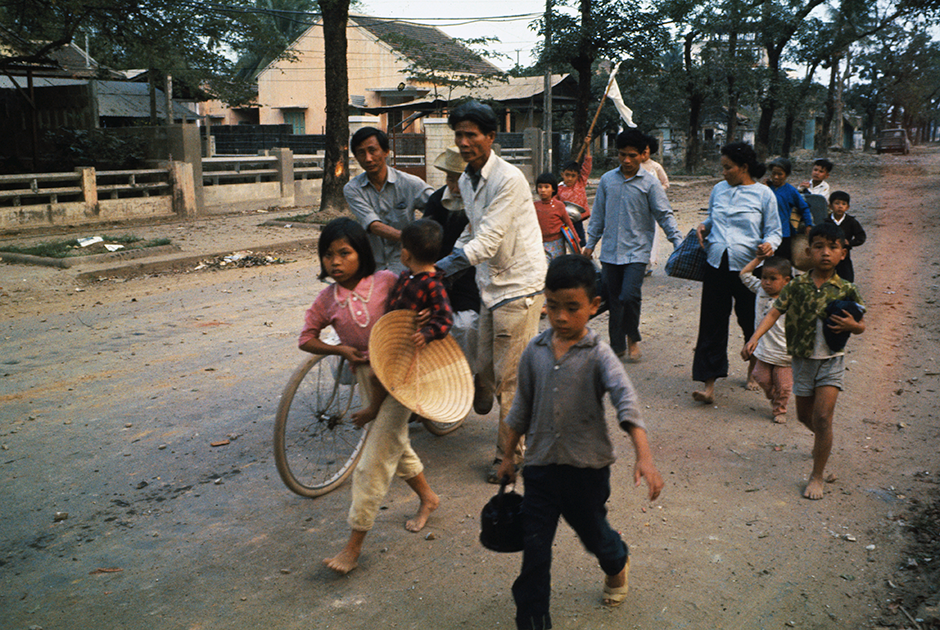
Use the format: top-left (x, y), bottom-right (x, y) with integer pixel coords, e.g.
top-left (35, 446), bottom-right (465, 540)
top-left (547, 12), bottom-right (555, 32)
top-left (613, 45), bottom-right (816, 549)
top-left (692, 253), bottom-right (756, 383)
top-left (512, 465), bottom-right (627, 630)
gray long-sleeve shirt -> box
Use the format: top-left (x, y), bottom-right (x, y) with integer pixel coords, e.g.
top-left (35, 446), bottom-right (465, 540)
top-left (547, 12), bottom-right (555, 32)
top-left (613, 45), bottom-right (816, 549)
top-left (504, 328), bottom-right (645, 469)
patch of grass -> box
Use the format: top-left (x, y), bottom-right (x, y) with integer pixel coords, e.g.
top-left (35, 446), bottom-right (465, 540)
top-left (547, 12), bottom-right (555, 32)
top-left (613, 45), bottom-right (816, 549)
top-left (0, 235), bottom-right (171, 258)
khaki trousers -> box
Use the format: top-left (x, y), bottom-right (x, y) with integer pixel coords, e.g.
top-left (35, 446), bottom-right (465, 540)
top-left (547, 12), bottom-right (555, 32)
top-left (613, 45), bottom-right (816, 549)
top-left (348, 366), bottom-right (423, 531)
top-left (477, 294), bottom-right (545, 464)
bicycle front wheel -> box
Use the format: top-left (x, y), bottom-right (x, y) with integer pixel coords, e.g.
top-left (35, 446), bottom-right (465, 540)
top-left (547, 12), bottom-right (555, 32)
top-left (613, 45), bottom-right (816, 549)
top-left (274, 354), bottom-right (368, 498)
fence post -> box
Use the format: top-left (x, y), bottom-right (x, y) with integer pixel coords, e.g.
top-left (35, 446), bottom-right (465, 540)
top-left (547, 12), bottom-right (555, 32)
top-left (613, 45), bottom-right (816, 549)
top-left (273, 147), bottom-right (295, 204)
top-left (77, 166), bottom-right (99, 216)
top-left (169, 161), bottom-right (197, 217)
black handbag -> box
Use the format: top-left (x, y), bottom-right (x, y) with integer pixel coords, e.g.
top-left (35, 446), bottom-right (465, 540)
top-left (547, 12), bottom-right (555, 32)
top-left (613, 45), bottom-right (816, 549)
top-left (480, 478), bottom-right (524, 553)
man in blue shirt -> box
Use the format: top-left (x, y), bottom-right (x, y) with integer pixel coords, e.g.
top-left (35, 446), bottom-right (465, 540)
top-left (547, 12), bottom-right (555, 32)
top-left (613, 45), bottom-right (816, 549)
top-left (583, 129), bottom-right (683, 362)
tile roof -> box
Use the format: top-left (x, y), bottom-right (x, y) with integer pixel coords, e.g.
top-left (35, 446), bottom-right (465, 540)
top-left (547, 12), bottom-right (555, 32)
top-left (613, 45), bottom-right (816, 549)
top-left (351, 15), bottom-right (501, 77)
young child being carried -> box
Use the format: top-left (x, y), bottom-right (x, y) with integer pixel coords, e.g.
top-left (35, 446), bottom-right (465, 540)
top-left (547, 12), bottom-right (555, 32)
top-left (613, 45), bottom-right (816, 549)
top-left (298, 217), bottom-right (440, 575)
top-left (798, 158), bottom-right (833, 200)
top-left (824, 191), bottom-right (866, 283)
top-left (739, 255), bottom-right (794, 423)
top-left (534, 172), bottom-right (580, 261)
top-left (353, 218), bottom-right (455, 424)
top-left (557, 138), bottom-right (592, 246)
top-left (744, 223), bottom-right (865, 500)
top-left (496, 255), bottom-right (664, 629)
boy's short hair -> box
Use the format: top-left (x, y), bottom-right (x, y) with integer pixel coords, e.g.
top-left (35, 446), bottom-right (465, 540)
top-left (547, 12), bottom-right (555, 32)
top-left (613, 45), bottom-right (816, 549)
top-left (809, 222), bottom-right (847, 247)
top-left (829, 190), bottom-right (850, 205)
top-left (448, 100), bottom-right (499, 135)
top-left (401, 219), bottom-right (444, 265)
top-left (545, 254), bottom-right (597, 300)
top-left (318, 217), bottom-right (376, 281)
top-left (646, 134), bottom-right (660, 155)
top-left (615, 129), bottom-right (649, 152)
top-left (762, 255), bottom-right (792, 279)
top-left (561, 160), bottom-right (581, 174)
top-left (814, 158), bottom-right (834, 173)
top-left (768, 157), bottom-right (792, 176)
top-left (535, 171), bottom-right (559, 195)
top-left (350, 126), bottom-right (389, 153)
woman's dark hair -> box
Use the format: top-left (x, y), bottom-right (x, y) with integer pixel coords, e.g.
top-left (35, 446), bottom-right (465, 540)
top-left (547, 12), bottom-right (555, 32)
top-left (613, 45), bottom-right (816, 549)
top-left (317, 217), bottom-right (376, 281)
top-left (721, 141), bottom-right (766, 180)
top-left (535, 171), bottom-right (558, 195)
top-left (545, 254), bottom-right (597, 300)
top-left (646, 134), bottom-right (660, 155)
top-left (350, 126), bottom-right (389, 153)
top-left (768, 157), bottom-right (792, 176)
top-left (448, 100), bottom-right (499, 135)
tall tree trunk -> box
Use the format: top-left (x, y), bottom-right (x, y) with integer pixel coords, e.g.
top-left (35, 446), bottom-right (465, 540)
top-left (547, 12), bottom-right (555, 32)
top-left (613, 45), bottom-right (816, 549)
top-left (781, 113), bottom-right (795, 156)
top-left (571, 0), bottom-right (593, 147)
top-left (319, 0), bottom-right (350, 214)
top-left (726, 29), bottom-right (739, 142)
top-left (816, 55), bottom-right (839, 156)
top-left (684, 33), bottom-right (703, 172)
top-left (755, 48), bottom-right (782, 160)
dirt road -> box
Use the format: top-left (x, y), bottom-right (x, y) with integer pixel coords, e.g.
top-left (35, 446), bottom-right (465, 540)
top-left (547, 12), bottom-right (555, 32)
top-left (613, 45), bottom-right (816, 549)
top-left (1, 149), bottom-right (938, 629)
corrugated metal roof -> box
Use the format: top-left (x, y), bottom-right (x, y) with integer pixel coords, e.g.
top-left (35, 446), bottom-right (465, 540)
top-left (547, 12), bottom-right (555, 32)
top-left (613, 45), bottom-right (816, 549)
top-left (95, 80), bottom-right (198, 119)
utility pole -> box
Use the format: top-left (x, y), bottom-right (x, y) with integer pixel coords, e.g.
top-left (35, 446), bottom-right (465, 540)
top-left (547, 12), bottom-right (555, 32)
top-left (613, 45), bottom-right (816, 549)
top-left (543, 0), bottom-right (553, 173)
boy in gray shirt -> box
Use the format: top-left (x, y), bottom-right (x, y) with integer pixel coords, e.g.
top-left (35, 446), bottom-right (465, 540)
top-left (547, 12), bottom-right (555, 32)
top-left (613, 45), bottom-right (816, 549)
top-left (496, 255), bottom-right (664, 630)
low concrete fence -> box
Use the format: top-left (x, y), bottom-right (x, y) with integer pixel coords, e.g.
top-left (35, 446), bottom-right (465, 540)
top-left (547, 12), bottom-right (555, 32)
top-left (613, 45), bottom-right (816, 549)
top-left (0, 150), bottom-right (324, 234)
top-left (0, 165), bottom-right (195, 232)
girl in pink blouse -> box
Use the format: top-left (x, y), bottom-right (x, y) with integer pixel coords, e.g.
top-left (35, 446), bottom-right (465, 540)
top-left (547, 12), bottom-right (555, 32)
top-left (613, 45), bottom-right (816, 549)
top-left (299, 217), bottom-right (439, 575)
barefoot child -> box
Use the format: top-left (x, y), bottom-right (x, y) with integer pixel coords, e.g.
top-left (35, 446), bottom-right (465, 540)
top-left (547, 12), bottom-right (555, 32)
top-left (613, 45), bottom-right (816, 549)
top-left (744, 223), bottom-right (865, 500)
top-left (354, 219), bottom-right (455, 424)
top-left (298, 217), bottom-right (439, 574)
top-left (739, 255), bottom-right (793, 423)
top-left (534, 172), bottom-right (580, 261)
top-left (497, 255), bottom-right (664, 629)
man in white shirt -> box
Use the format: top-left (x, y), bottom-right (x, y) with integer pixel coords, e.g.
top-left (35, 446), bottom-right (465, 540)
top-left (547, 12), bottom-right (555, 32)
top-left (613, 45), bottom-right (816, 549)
top-left (437, 101), bottom-right (547, 483)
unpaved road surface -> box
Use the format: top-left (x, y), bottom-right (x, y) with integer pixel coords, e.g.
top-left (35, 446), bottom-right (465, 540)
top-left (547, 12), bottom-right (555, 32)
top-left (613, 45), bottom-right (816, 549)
top-left (1, 149), bottom-right (939, 629)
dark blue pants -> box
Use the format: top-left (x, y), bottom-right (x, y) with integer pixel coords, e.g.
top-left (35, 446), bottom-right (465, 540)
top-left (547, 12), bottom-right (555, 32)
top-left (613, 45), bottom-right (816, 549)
top-left (601, 262), bottom-right (647, 354)
top-left (513, 465), bottom-right (628, 630)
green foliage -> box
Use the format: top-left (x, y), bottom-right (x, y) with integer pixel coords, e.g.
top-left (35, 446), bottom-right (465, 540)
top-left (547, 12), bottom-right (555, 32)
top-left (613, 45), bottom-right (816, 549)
top-left (0, 0), bottom-right (318, 106)
top-left (43, 129), bottom-right (148, 170)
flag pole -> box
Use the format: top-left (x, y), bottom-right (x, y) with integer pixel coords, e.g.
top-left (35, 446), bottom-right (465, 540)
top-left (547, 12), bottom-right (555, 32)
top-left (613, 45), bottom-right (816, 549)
top-left (576, 60), bottom-right (622, 163)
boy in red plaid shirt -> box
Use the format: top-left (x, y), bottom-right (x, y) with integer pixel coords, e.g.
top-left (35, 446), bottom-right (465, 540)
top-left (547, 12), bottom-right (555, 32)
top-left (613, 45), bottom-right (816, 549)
top-left (353, 219), bottom-right (454, 425)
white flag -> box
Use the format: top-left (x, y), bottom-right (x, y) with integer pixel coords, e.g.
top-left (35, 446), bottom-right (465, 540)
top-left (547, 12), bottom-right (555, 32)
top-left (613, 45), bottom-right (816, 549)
top-left (606, 78), bottom-right (636, 128)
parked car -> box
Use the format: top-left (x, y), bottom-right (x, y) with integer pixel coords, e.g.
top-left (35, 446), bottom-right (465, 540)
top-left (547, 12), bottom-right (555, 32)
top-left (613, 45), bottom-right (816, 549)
top-left (876, 129), bottom-right (911, 155)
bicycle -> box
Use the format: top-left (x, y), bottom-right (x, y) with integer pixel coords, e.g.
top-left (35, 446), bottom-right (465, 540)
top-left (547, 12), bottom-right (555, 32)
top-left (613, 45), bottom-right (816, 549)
top-left (274, 352), bottom-right (465, 498)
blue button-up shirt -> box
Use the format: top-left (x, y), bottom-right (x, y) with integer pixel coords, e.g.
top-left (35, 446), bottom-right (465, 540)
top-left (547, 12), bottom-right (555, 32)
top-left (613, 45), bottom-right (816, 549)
top-left (702, 181), bottom-right (782, 271)
top-left (585, 167), bottom-right (683, 265)
top-left (344, 167), bottom-right (433, 273)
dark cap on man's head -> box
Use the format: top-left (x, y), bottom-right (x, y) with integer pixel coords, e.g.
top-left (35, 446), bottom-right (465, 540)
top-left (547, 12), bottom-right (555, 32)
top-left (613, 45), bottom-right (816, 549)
top-left (448, 101), bottom-right (499, 135)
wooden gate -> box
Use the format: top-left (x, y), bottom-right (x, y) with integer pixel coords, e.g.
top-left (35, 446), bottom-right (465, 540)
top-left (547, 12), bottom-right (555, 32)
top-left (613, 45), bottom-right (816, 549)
top-left (388, 133), bottom-right (426, 181)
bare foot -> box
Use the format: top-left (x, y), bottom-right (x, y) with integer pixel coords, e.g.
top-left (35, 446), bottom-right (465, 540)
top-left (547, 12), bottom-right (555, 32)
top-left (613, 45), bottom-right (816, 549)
top-left (405, 491), bottom-right (440, 532)
top-left (323, 548), bottom-right (360, 575)
top-left (626, 340), bottom-right (642, 363)
top-left (692, 391), bottom-right (714, 404)
top-left (803, 477), bottom-right (825, 500)
top-left (745, 379), bottom-right (761, 391)
top-left (773, 414), bottom-right (787, 424)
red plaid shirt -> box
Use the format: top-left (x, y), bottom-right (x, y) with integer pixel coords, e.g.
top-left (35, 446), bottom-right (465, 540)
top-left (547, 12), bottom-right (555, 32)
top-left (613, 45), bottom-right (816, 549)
top-left (387, 269), bottom-right (453, 343)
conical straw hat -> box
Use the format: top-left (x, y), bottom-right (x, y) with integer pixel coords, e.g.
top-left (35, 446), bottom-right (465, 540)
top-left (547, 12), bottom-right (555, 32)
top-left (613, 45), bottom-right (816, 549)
top-left (368, 309), bottom-right (473, 424)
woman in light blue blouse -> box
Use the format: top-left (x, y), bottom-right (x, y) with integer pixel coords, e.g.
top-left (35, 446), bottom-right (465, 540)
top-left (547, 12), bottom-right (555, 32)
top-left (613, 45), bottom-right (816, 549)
top-left (691, 142), bottom-right (782, 404)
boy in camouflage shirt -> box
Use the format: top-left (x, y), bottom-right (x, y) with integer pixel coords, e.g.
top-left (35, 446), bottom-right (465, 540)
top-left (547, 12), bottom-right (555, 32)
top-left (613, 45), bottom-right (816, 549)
top-left (744, 223), bottom-right (865, 500)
